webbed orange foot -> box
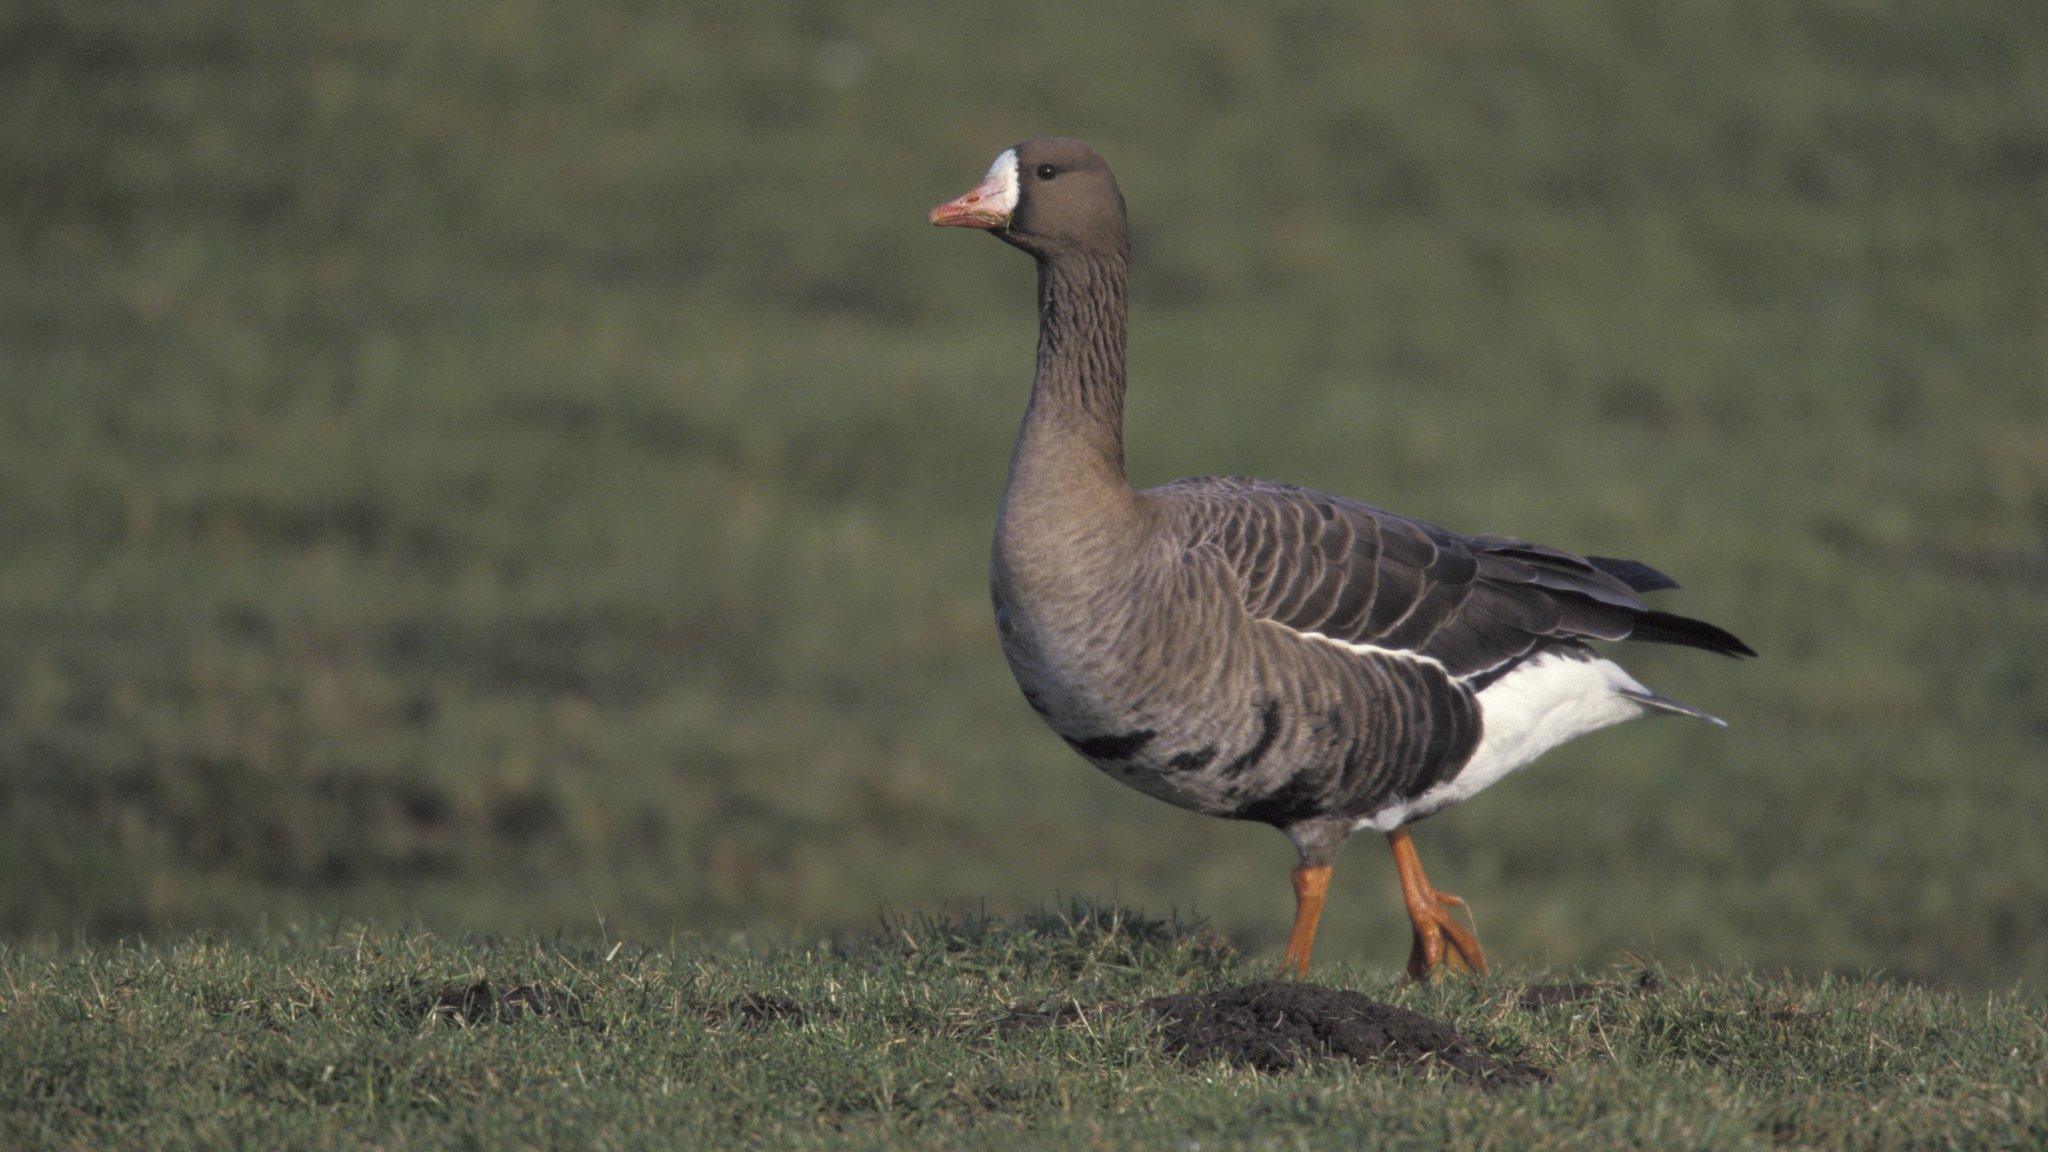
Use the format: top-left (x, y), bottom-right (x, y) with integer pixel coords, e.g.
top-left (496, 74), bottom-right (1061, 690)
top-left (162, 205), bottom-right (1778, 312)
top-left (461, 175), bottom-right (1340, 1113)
top-left (1388, 828), bottom-right (1489, 981)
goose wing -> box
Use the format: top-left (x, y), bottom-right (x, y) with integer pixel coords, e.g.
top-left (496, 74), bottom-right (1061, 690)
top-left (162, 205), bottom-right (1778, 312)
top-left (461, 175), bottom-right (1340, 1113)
top-left (1156, 476), bottom-right (1751, 682)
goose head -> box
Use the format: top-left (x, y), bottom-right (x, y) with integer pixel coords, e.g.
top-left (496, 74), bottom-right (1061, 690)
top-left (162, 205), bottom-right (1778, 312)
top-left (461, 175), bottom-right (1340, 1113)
top-left (930, 137), bottom-right (1127, 258)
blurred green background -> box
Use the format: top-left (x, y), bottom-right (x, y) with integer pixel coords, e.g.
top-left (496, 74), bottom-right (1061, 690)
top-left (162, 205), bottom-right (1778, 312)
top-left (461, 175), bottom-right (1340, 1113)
top-left (2, 1), bottom-right (2044, 985)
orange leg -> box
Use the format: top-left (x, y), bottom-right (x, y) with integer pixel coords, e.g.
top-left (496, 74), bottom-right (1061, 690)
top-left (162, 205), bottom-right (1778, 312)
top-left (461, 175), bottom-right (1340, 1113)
top-left (1277, 863), bottom-right (1333, 977)
top-left (1387, 828), bottom-right (1488, 980)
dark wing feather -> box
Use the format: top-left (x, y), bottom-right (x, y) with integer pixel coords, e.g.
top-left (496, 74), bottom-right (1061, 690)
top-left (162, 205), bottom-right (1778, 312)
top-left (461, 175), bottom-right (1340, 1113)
top-left (1158, 477), bottom-right (1753, 678)
top-left (1585, 555), bottom-right (1681, 593)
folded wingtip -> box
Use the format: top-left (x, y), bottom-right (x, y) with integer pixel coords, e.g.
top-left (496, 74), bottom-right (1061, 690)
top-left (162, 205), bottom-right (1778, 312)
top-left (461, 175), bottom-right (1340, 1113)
top-left (1620, 686), bottom-right (1728, 727)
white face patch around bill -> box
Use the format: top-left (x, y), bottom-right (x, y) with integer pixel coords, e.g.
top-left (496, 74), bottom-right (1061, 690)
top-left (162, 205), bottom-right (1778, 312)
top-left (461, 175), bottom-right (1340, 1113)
top-left (984, 149), bottom-right (1020, 214)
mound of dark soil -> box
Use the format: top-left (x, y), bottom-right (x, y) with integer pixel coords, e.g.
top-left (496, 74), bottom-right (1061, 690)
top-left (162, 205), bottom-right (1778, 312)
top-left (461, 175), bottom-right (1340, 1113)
top-left (1004, 981), bottom-right (1547, 1088)
top-left (1146, 982), bottom-right (1547, 1088)
top-left (422, 979), bottom-right (583, 1025)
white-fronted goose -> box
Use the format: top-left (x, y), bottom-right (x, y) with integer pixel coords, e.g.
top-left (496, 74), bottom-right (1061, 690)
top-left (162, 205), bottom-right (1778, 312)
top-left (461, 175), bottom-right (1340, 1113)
top-left (930, 138), bottom-right (1754, 978)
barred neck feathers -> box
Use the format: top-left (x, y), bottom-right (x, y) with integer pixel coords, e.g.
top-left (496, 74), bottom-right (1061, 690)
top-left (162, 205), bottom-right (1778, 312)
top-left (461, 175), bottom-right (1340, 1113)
top-left (1022, 246), bottom-right (1130, 487)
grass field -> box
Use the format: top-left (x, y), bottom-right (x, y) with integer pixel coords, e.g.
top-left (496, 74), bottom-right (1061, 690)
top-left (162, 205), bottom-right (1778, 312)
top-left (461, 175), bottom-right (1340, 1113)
top-left (2, 0), bottom-right (2046, 1009)
top-left (5, 10), bottom-right (2048, 1143)
top-left (6, 911), bottom-right (2046, 1150)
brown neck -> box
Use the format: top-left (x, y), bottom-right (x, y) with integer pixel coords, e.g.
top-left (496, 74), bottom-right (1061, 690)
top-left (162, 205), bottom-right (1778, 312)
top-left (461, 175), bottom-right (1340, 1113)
top-left (1011, 245), bottom-right (1131, 491)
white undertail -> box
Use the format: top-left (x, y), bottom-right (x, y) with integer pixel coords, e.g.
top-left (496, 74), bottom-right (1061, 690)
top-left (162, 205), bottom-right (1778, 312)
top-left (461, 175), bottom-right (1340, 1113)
top-left (1360, 650), bottom-right (1694, 831)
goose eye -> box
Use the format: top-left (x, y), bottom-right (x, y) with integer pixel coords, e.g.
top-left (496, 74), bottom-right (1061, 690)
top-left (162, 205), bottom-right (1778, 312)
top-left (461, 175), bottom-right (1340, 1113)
top-left (1035, 163), bottom-right (1057, 180)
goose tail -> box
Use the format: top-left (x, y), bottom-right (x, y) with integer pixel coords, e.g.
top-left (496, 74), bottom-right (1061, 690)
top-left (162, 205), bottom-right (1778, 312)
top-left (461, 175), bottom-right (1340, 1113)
top-left (1618, 685), bottom-right (1728, 727)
